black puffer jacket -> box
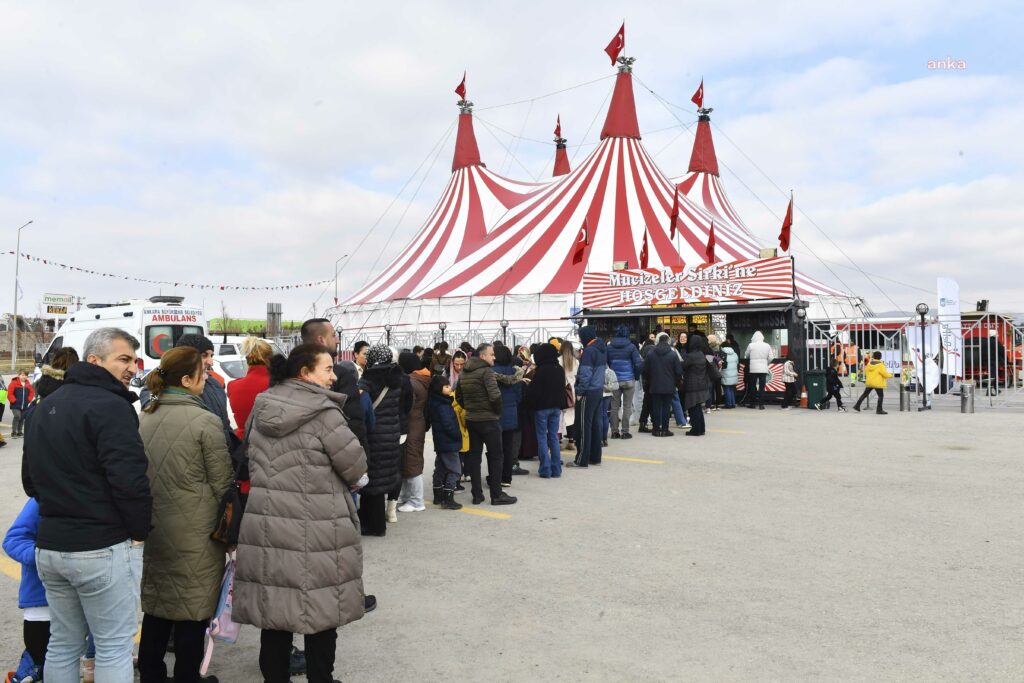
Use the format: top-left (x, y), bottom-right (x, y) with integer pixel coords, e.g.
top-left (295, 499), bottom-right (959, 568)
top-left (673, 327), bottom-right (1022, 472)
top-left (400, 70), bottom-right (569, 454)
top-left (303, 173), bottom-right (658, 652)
top-left (682, 349), bottom-right (719, 409)
top-left (641, 341), bottom-right (682, 395)
top-left (523, 344), bottom-right (568, 411)
top-left (332, 362), bottom-right (367, 452)
top-left (358, 364), bottom-right (403, 496)
top-left (23, 362), bottom-right (152, 550)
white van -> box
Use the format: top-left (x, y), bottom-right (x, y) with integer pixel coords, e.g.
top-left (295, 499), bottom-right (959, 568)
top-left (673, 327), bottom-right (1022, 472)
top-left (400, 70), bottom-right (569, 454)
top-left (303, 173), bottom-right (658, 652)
top-left (42, 296), bottom-right (207, 381)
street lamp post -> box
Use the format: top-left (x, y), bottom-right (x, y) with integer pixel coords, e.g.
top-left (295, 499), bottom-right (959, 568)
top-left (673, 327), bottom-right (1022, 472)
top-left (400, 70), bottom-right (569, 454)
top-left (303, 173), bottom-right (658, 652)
top-left (795, 307), bottom-right (808, 374)
top-left (439, 322), bottom-right (447, 345)
top-left (916, 303), bottom-right (931, 410)
top-left (500, 319), bottom-right (509, 344)
top-left (384, 323), bottom-right (392, 346)
top-left (334, 254), bottom-right (350, 306)
top-left (11, 220), bottom-right (32, 370)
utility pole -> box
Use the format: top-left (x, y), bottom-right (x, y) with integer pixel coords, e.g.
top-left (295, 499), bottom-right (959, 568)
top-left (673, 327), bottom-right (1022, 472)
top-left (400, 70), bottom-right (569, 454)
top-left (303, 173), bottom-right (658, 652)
top-left (11, 220), bottom-right (32, 370)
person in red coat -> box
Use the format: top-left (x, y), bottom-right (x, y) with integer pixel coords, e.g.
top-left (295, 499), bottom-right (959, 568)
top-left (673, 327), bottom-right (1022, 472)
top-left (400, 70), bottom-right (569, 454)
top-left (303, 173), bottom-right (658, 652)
top-left (228, 338), bottom-right (273, 439)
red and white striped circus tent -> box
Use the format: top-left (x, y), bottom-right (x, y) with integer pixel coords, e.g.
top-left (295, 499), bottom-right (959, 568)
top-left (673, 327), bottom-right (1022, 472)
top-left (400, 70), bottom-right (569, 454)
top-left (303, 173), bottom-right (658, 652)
top-left (673, 110), bottom-right (865, 317)
top-left (336, 58), bottom-right (863, 342)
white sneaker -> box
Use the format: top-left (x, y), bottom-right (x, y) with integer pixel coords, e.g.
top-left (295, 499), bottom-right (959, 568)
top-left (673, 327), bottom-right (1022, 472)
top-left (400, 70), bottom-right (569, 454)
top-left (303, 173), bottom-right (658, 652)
top-left (386, 500), bottom-right (399, 522)
top-left (397, 503), bottom-right (417, 513)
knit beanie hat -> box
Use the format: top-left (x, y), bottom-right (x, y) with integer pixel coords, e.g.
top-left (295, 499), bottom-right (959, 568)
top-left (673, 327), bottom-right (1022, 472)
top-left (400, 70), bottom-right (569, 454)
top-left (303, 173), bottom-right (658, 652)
top-left (398, 351), bottom-right (421, 374)
top-left (175, 334), bottom-right (214, 354)
top-left (366, 344), bottom-right (393, 369)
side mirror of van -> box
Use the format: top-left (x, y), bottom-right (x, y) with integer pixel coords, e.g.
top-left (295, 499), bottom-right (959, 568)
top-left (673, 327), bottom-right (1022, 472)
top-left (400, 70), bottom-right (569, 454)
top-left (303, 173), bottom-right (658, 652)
top-left (130, 376), bottom-right (145, 388)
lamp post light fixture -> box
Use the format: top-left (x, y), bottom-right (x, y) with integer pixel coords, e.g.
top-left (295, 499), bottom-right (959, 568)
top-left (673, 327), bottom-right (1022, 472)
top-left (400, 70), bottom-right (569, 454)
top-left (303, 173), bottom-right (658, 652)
top-left (915, 302), bottom-right (931, 411)
top-left (500, 319), bottom-right (509, 343)
top-left (439, 322), bottom-right (447, 344)
top-left (384, 323), bottom-right (392, 346)
top-left (11, 220), bottom-right (33, 370)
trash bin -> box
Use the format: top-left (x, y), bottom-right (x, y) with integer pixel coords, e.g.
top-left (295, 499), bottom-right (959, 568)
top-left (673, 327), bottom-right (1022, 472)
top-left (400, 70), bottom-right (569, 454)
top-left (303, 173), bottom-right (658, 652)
top-left (960, 380), bottom-right (975, 414)
top-left (804, 370), bottom-right (826, 409)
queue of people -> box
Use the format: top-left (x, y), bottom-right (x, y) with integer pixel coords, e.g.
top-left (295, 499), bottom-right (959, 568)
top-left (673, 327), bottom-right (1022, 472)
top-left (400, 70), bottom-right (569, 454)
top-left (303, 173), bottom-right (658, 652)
top-left (5, 319), bottom-right (893, 683)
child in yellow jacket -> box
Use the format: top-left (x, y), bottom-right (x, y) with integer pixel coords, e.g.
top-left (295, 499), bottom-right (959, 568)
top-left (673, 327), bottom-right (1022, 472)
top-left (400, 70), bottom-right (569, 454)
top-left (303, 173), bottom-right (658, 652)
top-left (853, 351), bottom-right (893, 414)
top-left (453, 400), bottom-right (470, 488)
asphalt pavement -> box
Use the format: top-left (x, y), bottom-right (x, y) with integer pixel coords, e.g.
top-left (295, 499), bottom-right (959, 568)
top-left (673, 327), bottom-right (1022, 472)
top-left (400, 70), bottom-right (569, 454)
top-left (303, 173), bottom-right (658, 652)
top-left (0, 404), bottom-right (1021, 681)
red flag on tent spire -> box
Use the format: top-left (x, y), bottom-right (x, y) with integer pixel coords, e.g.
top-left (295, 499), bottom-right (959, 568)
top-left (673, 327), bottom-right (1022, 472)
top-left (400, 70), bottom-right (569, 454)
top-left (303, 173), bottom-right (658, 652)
top-left (640, 226), bottom-right (649, 269)
top-left (455, 71), bottom-right (467, 100)
top-left (572, 220), bottom-right (589, 264)
top-left (669, 189), bottom-right (680, 240)
top-left (604, 22), bottom-right (625, 65)
top-left (691, 78), bottom-right (704, 108)
top-left (705, 221), bottom-right (717, 263)
top-left (778, 195), bottom-right (793, 252)
top-left (554, 114), bottom-right (561, 138)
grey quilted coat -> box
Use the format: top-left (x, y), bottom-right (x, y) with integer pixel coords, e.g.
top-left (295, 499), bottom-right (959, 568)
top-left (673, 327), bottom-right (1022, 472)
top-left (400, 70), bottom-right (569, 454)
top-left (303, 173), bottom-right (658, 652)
top-left (139, 390), bottom-right (233, 621)
top-left (234, 379), bottom-right (368, 634)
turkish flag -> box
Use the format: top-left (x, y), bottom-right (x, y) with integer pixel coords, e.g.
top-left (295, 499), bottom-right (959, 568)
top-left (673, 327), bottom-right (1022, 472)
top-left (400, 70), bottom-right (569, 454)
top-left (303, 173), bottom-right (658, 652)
top-left (778, 196), bottom-right (793, 251)
top-left (554, 114), bottom-right (561, 138)
top-left (640, 228), bottom-right (649, 269)
top-left (705, 221), bottom-right (716, 263)
top-left (455, 72), bottom-right (467, 100)
top-left (604, 23), bottom-right (625, 66)
top-left (572, 221), bottom-right (589, 264)
top-left (691, 78), bottom-right (704, 108)
top-left (669, 190), bottom-right (680, 240)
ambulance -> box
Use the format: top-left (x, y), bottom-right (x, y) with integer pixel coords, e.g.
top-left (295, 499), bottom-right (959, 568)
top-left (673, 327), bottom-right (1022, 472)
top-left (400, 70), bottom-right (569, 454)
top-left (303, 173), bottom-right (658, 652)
top-left (41, 296), bottom-right (208, 386)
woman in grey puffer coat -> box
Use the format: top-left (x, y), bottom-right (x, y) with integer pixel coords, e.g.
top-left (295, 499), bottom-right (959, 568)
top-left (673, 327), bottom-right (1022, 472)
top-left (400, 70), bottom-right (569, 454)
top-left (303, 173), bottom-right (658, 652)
top-left (234, 344), bottom-right (368, 683)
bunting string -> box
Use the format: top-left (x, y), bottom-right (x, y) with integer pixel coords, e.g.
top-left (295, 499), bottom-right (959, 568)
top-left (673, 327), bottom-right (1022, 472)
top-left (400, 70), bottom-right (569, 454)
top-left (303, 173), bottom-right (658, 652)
top-left (3, 251), bottom-right (332, 292)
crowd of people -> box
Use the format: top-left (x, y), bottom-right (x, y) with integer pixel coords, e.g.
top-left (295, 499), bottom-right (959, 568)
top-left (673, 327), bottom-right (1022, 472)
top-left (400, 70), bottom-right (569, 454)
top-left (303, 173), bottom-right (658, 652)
top-left (2, 318), bottom-right (896, 683)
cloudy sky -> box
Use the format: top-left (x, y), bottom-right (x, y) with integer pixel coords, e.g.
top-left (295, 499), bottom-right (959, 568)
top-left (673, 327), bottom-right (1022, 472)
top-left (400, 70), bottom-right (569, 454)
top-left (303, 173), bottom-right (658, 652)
top-left (1, 0), bottom-right (1021, 323)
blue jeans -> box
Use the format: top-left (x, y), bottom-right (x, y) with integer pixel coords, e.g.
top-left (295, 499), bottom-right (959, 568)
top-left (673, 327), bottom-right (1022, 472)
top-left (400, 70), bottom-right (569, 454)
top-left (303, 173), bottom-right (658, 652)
top-left (723, 385), bottom-right (736, 407)
top-left (36, 541), bottom-right (142, 683)
top-left (671, 391), bottom-right (687, 426)
top-left (534, 408), bottom-right (561, 477)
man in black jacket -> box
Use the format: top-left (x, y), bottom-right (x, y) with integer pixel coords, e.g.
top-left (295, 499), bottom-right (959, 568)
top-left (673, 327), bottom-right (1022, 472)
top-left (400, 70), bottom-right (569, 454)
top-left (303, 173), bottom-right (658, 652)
top-left (23, 327), bottom-right (151, 683)
top-left (641, 333), bottom-right (683, 437)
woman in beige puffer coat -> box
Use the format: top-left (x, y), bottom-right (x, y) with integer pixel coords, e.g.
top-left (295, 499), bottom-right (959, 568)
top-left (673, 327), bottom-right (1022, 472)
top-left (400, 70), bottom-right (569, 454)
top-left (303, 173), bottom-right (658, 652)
top-left (138, 346), bottom-right (234, 683)
top-left (234, 343), bottom-right (368, 683)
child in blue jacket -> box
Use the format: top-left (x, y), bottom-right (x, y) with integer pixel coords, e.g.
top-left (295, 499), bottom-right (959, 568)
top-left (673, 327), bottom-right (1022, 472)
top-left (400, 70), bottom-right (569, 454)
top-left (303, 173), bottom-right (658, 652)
top-left (4, 498), bottom-right (99, 682)
top-left (427, 376), bottom-right (464, 510)
top-left (4, 498), bottom-right (51, 681)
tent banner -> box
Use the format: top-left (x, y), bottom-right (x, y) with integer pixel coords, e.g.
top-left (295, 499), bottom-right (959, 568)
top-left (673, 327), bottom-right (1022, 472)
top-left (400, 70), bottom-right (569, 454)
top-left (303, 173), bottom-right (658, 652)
top-left (582, 256), bottom-right (794, 308)
top-left (936, 277), bottom-right (964, 378)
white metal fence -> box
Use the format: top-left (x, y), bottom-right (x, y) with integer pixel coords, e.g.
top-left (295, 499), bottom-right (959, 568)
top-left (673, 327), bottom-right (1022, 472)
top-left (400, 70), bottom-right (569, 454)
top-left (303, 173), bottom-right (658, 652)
top-left (803, 313), bottom-right (1023, 409)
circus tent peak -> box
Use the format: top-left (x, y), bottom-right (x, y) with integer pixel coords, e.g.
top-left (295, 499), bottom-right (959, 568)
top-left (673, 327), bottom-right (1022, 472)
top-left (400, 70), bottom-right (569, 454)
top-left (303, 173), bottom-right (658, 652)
top-left (343, 97), bottom-right (549, 306)
top-left (600, 61), bottom-right (641, 140)
top-left (452, 100), bottom-right (484, 172)
top-left (553, 120), bottom-right (571, 177)
top-left (688, 110), bottom-right (719, 176)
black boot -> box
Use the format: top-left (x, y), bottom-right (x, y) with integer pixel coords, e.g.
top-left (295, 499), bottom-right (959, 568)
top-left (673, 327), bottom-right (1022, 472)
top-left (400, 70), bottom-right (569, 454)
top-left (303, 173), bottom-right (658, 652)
top-left (432, 486), bottom-right (443, 505)
top-left (441, 489), bottom-right (463, 510)
top-left (638, 424), bottom-right (650, 433)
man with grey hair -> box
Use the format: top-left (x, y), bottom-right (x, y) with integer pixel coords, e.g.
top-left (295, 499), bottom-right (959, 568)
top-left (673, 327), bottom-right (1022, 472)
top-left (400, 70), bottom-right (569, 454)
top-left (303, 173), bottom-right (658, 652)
top-left (23, 327), bottom-right (152, 683)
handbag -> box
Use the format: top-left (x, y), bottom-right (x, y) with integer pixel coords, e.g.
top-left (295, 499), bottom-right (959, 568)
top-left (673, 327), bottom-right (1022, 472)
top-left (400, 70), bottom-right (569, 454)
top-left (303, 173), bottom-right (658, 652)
top-left (564, 382), bottom-right (576, 408)
top-left (211, 421), bottom-right (253, 545)
top-left (200, 557), bottom-right (240, 675)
